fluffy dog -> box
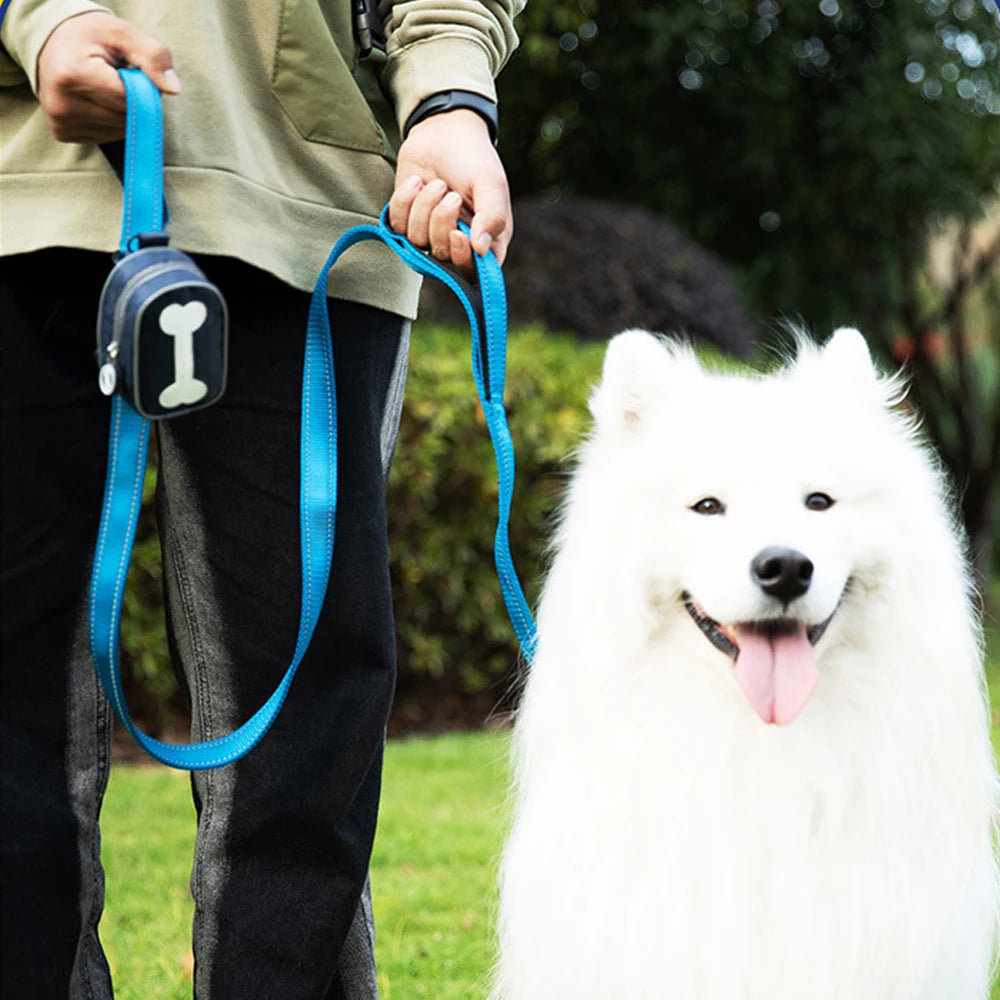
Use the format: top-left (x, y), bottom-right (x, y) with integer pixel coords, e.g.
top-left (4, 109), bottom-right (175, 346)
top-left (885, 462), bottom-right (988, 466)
top-left (494, 329), bottom-right (999, 999)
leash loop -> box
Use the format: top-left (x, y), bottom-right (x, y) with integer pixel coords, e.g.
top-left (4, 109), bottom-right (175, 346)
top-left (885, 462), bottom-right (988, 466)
top-left (310, 210), bottom-right (538, 661)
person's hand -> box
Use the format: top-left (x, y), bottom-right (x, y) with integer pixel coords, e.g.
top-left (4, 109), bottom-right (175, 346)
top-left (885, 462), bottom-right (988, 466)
top-left (36, 11), bottom-right (179, 143)
top-left (389, 108), bottom-right (512, 274)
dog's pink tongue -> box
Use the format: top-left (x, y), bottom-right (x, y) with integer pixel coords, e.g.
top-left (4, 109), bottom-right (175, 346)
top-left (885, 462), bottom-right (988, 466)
top-left (732, 625), bottom-right (818, 725)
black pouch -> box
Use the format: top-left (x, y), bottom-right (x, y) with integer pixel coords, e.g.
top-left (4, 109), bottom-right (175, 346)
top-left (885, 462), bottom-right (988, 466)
top-left (97, 237), bottom-right (228, 419)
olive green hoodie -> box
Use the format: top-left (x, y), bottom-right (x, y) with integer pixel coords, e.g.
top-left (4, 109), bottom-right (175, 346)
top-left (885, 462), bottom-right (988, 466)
top-left (0, 0), bottom-right (522, 317)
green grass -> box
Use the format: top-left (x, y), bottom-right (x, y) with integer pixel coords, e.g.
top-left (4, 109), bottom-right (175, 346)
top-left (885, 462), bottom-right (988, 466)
top-left (102, 622), bottom-right (1000, 999)
top-left (101, 768), bottom-right (197, 998)
top-left (371, 732), bottom-right (510, 999)
top-left (100, 734), bottom-right (512, 1000)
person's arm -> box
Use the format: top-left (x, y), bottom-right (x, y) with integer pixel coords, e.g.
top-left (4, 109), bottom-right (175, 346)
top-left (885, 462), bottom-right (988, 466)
top-left (1, 3), bottom-right (178, 143)
top-left (381, 0), bottom-right (524, 269)
top-left (0, 0), bottom-right (108, 88)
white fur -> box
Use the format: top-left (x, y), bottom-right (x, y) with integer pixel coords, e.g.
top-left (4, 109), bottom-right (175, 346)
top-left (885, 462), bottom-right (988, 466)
top-left (494, 329), bottom-right (999, 1000)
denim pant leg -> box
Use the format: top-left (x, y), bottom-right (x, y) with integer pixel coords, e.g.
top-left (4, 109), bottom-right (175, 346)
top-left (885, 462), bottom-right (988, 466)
top-left (154, 258), bottom-right (409, 1000)
top-left (1, 250), bottom-right (117, 1000)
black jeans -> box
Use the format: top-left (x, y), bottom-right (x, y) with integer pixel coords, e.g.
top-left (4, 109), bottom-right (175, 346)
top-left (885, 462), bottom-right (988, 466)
top-left (1, 250), bottom-right (410, 999)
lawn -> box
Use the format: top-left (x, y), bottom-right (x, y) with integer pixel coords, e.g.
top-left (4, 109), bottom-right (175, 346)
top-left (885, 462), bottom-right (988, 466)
top-left (101, 617), bottom-right (1000, 999)
top-left (100, 733), bottom-right (511, 1000)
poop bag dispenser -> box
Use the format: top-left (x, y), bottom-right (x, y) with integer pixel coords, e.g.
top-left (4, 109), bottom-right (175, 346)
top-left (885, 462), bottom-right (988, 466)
top-left (97, 240), bottom-right (227, 418)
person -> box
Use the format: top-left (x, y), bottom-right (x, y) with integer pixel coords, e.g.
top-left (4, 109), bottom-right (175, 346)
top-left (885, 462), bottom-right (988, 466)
top-left (0, 1), bottom-right (522, 997)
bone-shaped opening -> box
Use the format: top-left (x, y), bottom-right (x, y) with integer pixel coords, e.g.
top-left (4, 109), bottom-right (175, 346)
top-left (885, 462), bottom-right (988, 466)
top-left (158, 301), bottom-right (209, 408)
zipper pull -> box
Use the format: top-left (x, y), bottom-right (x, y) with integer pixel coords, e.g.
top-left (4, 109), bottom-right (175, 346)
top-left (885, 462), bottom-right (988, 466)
top-left (99, 341), bottom-right (120, 396)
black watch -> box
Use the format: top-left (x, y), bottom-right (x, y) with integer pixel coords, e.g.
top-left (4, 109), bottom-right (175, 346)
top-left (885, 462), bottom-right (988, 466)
top-left (403, 90), bottom-right (499, 145)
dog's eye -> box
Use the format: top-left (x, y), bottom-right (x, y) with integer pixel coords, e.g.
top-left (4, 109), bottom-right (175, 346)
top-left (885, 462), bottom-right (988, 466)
top-left (690, 497), bottom-right (725, 516)
top-left (805, 492), bottom-right (835, 511)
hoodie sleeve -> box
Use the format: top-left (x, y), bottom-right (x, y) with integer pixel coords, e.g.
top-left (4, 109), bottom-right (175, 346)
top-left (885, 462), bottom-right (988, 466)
top-left (377, 0), bottom-right (524, 134)
top-left (0, 0), bottom-right (111, 89)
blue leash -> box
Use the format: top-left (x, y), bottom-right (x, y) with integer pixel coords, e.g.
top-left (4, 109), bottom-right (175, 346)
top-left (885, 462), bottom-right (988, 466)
top-left (310, 208), bottom-right (538, 662)
top-left (90, 69), bottom-right (336, 768)
top-left (89, 70), bottom-right (535, 770)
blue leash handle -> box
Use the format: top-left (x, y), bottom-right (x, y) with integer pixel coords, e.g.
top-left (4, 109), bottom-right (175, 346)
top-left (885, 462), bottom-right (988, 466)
top-left (90, 70), bottom-right (535, 770)
top-left (308, 211), bottom-right (538, 662)
top-left (116, 68), bottom-right (164, 252)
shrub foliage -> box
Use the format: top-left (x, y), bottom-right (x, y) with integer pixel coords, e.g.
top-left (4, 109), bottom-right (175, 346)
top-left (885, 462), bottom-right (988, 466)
top-left (387, 325), bottom-right (606, 721)
top-left (420, 198), bottom-right (758, 356)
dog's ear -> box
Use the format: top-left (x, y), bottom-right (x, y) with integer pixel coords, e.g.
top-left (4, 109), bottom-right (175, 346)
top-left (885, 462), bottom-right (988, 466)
top-left (822, 327), bottom-right (880, 388)
top-left (589, 330), bottom-right (679, 432)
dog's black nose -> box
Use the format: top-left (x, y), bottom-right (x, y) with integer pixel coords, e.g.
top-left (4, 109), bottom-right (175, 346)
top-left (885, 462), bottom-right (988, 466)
top-left (751, 547), bottom-right (813, 603)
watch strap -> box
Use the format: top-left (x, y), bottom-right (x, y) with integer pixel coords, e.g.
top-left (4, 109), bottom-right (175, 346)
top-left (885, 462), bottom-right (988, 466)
top-left (403, 90), bottom-right (498, 144)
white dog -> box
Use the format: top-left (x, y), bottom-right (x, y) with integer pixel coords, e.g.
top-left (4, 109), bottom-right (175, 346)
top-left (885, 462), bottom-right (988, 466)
top-left (494, 329), bottom-right (999, 1000)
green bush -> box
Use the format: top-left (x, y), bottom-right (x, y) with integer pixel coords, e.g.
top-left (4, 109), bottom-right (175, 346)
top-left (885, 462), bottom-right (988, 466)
top-left (118, 326), bottom-right (607, 728)
top-left (388, 325), bottom-right (605, 714)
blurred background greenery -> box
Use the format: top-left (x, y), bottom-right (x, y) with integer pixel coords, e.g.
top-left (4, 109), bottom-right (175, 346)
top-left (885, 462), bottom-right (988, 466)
top-left (118, 0), bottom-right (999, 737)
top-left (495, 0), bottom-right (999, 578)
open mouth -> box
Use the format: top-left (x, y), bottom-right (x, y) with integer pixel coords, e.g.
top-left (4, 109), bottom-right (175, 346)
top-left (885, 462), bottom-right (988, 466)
top-left (681, 593), bottom-right (840, 725)
top-left (681, 595), bottom-right (834, 661)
